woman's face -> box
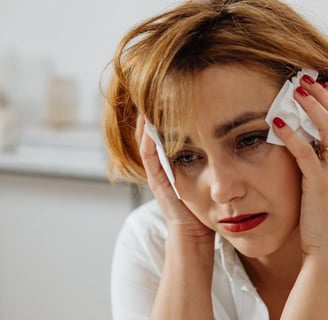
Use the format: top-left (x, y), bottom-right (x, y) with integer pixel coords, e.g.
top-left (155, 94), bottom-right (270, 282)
top-left (172, 64), bottom-right (302, 258)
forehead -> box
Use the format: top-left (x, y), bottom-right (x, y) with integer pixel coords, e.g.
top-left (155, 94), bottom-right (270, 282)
top-left (194, 64), bottom-right (279, 100)
top-left (158, 64), bottom-right (280, 150)
top-left (185, 64), bottom-right (280, 123)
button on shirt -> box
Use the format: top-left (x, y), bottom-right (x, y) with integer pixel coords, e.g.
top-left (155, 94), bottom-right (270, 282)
top-left (111, 200), bottom-right (269, 320)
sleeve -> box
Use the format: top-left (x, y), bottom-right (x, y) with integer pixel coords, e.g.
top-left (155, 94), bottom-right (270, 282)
top-left (110, 212), bottom-right (165, 320)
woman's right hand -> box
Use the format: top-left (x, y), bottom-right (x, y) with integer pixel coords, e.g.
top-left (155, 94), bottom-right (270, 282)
top-left (135, 115), bottom-right (214, 240)
top-left (136, 116), bottom-right (215, 320)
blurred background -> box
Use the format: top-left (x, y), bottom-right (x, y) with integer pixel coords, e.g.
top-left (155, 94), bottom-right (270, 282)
top-left (0, 0), bottom-right (327, 319)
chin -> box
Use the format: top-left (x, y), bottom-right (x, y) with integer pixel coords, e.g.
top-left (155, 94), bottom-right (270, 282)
top-left (228, 237), bottom-right (284, 259)
top-left (236, 247), bottom-right (271, 259)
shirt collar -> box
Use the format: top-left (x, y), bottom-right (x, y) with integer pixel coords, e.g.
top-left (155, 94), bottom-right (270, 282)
top-left (215, 233), bottom-right (259, 296)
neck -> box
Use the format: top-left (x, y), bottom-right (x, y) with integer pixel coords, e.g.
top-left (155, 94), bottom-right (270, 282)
top-left (238, 229), bottom-right (303, 320)
top-left (238, 228), bottom-right (302, 290)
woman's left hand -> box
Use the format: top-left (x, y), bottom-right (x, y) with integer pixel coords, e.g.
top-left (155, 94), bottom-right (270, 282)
top-left (272, 75), bottom-right (328, 258)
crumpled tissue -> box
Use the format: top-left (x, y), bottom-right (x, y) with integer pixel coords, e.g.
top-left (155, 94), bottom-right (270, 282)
top-left (145, 120), bottom-right (181, 199)
top-left (265, 69), bottom-right (320, 145)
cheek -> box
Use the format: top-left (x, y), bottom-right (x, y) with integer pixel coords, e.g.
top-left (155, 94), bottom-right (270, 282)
top-left (175, 147), bottom-right (302, 227)
top-left (280, 156), bottom-right (302, 212)
top-left (182, 199), bottom-right (217, 230)
top-left (175, 169), bottom-right (203, 201)
top-left (180, 184), bottom-right (211, 217)
top-left (263, 149), bottom-right (302, 216)
top-left (275, 149), bottom-right (302, 190)
top-left (176, 174), bottom-right (214, 225)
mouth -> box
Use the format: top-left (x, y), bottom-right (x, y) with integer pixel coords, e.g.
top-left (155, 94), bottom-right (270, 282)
top-left (218, 213), bottom-right (268, 233)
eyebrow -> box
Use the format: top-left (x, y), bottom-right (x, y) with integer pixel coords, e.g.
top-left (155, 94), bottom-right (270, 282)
top-left (213, 111), bottom-right (268, 139)
top-left (183, 111), bottom-right (268, 144)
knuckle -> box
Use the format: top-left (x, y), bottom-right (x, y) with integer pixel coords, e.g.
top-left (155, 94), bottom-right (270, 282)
top-left (297, 142), bottom-right (314, 160)
top-left (318, 128), bottom-right (328, 142)
top-left (319, 84), bottom-right (328, 94)
top-left (322, 90), bottom-right (328, 103)
top-left (283, 129), bottom-right (294, 144)
top-left (306, 98), bottom-right (318, 109)
top-left (148, 173), bottom-right (171, 196)
top-left (314, 85), bottom-right (328, 106)
top-left (140, 141), bottom-right (156, 156)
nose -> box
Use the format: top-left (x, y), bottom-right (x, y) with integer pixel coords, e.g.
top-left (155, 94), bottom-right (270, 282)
top-left (208, 158), bottom-right (247, 204)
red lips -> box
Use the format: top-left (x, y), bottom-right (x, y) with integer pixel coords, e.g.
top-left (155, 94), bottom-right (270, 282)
top-left (218, 213), bottom-right (268, 233)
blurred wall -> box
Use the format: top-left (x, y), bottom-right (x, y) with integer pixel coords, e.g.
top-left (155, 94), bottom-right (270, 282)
top-left (0, 173), bottom-right (153, 320)
top-left (0, 0), bottom-right (327, 126)
top-left (0, 1), bottom-right (173, 319)
top-left (0, 174), bottom-right (130, 320)
top-left (0, 0), bottom-right (181, 126)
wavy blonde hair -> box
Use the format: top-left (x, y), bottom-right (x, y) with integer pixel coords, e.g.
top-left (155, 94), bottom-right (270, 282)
top-left (103, 0), bottom-right (328, 183)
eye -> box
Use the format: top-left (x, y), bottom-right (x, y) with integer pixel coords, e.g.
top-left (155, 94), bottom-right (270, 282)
top-left (235, 130), bottom-right (268, 152)
top-left (171, 151), bottom-right (203, 168)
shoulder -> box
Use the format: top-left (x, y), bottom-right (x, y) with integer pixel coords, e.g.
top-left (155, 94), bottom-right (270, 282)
top-left (122, 199), bottom-right (167, 239)
top-left (111, 200), bottom-right (166, 318)
top-left (113, 199), bottom-right (167, 275)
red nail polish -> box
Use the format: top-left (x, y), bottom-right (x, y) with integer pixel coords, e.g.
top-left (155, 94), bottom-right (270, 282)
top-left (319, 81), bottom-right (328, 88)
top-left (296, 86), bottom-right (309, 97)
top-left (273, 117), bottom-right (286, 128)
top-left (302, 74), bottom-right (315, 84)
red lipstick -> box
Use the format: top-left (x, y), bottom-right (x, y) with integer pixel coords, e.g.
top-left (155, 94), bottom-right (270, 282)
top-left (218, 213), bottom-right (268, 233)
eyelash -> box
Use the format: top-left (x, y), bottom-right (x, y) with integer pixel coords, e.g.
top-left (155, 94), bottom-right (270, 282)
top-left (235, 130), bottom-right (268, 153)
top-left (171, 151), bottom-right (203, 169)
top-left (171, 130), bottom-right (268, 169)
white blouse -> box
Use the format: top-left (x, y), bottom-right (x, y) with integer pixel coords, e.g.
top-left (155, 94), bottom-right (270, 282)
top-left (111, 200), bottom-right (269, 320)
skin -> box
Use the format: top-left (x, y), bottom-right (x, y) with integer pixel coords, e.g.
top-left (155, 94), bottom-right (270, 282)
top-left (170, 65), bottom-right (304, 318)
top-left (136, 63), bottom-right (328, 320)
top-left (171, 64), bottom-right (302, 259)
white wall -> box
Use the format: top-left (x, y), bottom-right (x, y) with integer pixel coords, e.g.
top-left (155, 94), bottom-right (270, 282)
top-left (285, 0), bottom-right (328, 31)
top-left (1, 0), bottom-right (327, 128)
top-left (1, 0), bottom-right (327, 125)
top-left (0, 1), bottom-right (175, 319)
top-left (0, 173), bottom-right (152, 320)
top-left (0, 0), bottom-right (182, 125)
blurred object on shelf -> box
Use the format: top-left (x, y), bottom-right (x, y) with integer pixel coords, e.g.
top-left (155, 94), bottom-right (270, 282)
top-left (47, 77), bottom-right (78, 128)
top-left (0, 50), bottom-right (53, 126)
top-left (0, 123), bottom-right (108, 180)
top-left (19, 124), bottom-right (104, 151)
top-left (0, 91), bottom-right (18, 151)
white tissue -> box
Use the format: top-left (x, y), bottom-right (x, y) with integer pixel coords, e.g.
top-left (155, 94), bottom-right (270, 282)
top-left (145, 121), bottom-right (181, 199)
top-left (265, 69), bottom-right (320, 145)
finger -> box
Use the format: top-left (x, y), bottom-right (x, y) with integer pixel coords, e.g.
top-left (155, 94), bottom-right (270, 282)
top-left (272, 117), bottom-right (322, 176)
top-left (319, 82), bottom-right (328, 91)
top-left (299, 75), bottom-right (328, 110)
top-left (135, 114), bottom-right (145, 146)
top-left (294, 86), bottom-right (328, 142)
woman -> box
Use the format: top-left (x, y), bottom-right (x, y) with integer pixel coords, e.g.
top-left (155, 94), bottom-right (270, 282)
top-left (104, 0), bottom-right (328, 319)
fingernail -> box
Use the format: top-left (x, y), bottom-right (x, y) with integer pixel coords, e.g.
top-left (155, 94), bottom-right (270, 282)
top-left (296, 86), bottom-right (309, 97)
top-left (319, 81), bottom-right (328, 88)
top-left (302, 74), bottom-right (315, 84)
top-left (273, 117), bottom-right (286, 128)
